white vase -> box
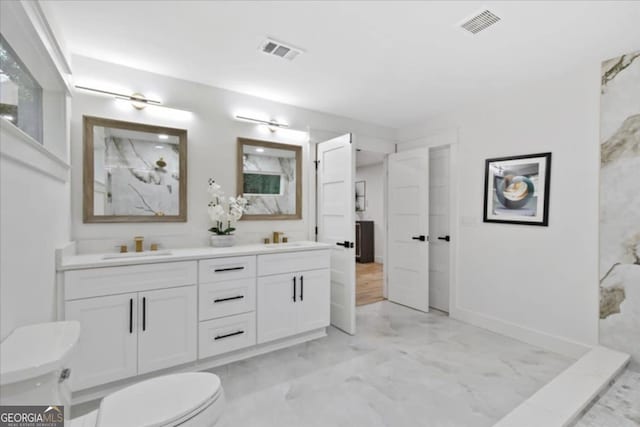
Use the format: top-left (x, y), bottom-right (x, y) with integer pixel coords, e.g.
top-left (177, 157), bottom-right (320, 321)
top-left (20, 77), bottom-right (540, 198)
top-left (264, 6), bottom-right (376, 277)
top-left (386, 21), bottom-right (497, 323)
top-left (210, 234), bottom-right (236, 247)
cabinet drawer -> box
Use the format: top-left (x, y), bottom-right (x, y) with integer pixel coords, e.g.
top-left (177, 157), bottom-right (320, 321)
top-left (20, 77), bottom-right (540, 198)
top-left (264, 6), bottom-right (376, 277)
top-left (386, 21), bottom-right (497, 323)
top-left (199, 256), bottom-right (256, 284)
top-left (199, 278), bottom-right (256, 321)
top-left (258, 250), bottom-right (330, 276)
top-left (64, 261), bottom-right (197, 300)
top-left (198, 312), bottom-right (256, 359)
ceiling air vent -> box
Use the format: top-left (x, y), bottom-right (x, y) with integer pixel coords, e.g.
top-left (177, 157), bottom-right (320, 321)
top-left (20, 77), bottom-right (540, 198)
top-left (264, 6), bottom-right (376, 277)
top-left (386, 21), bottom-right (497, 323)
top-left (459, 9), bottom-right (501, 34)
top-left (259, 38), bottom-right (303, 61)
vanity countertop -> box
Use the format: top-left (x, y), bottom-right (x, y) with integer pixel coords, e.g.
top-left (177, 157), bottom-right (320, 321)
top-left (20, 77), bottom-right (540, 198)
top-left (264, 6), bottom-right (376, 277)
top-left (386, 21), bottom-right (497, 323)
top-left (58, 241), bottom-right (332, 271)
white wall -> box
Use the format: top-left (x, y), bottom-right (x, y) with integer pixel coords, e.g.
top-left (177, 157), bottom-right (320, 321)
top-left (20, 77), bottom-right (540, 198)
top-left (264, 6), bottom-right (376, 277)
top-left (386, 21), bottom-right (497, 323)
top-left (0, 1), bottom-right (71, 340)
top-left (356, 163), bottom-right (385, 263)
top-left (70, 56), bottom-right (396, 252)
top-left (397, 63), bottom-right (601, 356)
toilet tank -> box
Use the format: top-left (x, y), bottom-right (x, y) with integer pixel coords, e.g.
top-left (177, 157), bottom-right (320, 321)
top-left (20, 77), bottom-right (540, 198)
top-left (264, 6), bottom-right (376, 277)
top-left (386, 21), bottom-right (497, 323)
top-left (0, 321), bottom-right (80, 413)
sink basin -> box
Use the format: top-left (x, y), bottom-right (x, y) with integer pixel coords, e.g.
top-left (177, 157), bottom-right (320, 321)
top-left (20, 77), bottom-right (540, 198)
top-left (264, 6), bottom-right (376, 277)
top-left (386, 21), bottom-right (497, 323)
top-left (102, 250), bottom-right (172, 260)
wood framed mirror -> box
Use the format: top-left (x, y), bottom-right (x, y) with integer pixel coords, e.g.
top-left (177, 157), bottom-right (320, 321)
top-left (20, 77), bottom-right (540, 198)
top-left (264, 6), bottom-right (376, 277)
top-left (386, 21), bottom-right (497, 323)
top-left (83, 115), bottom-right (187, 223)
top-left (237, 138), bottom-right (302, 220)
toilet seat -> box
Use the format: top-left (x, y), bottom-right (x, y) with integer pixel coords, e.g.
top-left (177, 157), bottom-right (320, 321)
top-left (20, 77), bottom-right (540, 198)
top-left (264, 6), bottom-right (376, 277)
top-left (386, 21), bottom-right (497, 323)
top-left (95, 372), bottom-right (223, 427)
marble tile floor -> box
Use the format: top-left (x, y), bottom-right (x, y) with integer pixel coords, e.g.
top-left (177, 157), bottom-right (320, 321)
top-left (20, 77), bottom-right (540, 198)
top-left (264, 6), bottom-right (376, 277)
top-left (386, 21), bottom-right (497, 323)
top-left (70, 301), bottom-right (574, 426)
top-left (573, 369), bottom-right (640, 427)
top-left (211, 301), bottom-right (573, 427)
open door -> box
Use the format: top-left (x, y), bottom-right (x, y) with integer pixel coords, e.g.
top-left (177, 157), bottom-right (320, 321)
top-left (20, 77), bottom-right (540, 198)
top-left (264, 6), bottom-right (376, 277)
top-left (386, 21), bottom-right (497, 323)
top-left (387, 148), bottom-right (430, 312)
top-left (317, 134), bottom-right (356, 334)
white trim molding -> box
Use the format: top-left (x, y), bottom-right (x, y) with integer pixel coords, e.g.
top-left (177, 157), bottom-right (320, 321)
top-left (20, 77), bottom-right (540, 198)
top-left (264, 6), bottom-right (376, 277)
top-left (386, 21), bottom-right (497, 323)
top-left (0, 118), bottom-right (70, 183)
top-left (450, 305), bottom-right (592, 358)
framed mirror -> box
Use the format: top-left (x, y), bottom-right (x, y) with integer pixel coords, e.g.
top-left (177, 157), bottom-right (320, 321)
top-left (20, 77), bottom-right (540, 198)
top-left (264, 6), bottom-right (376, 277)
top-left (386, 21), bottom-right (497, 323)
top-left (237, 138), bottom-right (302, 220)
top-left (83, 115), bottom-right (187, 223)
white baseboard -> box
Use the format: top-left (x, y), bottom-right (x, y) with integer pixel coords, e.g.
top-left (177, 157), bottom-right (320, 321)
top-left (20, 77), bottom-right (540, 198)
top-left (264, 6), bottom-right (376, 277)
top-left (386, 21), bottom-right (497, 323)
top-left (450, 306), bottom-right (591, 359)
top-left (374, 256), bottom-right (383, 264)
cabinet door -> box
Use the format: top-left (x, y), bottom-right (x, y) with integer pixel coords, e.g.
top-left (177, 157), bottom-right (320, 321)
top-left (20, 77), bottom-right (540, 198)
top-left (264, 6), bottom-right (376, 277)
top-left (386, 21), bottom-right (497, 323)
top-left (257, 273), bottom-right (298, 344)
top-left (138, 286), bottom-right (197, 375)
top-left (297, 269), bottom-right (331, 333)
top-left (65, 293), bottom-right (138, 390)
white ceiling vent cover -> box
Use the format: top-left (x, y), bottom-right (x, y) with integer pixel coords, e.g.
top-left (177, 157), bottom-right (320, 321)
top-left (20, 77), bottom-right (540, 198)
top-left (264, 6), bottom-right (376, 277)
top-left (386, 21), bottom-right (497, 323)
top-left (459, 9), bottom-right (501, 34)
top-left (259, 38), bottom-right (303, 61)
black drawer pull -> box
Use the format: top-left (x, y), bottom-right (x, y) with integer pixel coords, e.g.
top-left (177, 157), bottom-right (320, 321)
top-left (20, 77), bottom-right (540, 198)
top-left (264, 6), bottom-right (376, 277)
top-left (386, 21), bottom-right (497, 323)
top-left (214, 330), bottom-right (244, 340)
top-left (129, 298), bottom-right (133, 334)
top-left (300, 275), bottom-right (304, 301)
top-left (214, 266), bottom-right (245, 273)
top-left (142, 297), bottom-right (146, 331)
top-left (293, 276), bottom-right (297, 302)
top-left (214, 295), bottom-right (245, 303)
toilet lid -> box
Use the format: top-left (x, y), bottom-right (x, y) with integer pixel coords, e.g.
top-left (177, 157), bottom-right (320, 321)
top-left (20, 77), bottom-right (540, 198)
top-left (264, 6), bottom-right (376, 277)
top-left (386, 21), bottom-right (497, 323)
top-left (96, 372), bottom-right (222, 427)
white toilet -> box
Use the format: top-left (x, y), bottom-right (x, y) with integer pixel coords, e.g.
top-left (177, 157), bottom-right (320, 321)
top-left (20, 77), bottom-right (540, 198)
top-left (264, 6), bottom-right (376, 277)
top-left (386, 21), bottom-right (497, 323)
top-left (0, 321), bottom-right (225, 426)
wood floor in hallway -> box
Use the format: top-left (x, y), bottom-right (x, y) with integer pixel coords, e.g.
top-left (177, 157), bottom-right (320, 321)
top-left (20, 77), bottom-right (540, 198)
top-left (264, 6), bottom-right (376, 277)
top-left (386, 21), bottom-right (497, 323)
top-left (356, 262), bottom-right (385, 306)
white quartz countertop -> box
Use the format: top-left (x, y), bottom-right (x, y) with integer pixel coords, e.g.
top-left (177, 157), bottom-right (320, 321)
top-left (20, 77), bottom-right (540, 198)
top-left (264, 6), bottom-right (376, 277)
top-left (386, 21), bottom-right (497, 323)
top-left (57, 241), bottom-right (332, 271)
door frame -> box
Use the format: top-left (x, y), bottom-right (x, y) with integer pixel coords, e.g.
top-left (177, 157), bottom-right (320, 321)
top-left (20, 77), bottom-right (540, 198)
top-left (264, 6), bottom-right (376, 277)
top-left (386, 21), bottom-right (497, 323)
top-left (393, 133), bottom-right (459, 317)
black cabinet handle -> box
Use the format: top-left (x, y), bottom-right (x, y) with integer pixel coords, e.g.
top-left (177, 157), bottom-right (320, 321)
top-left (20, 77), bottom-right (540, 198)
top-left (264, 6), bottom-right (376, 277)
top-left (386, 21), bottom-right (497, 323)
top-left (293, 276), bottom-right (297, 302)
top-left (437, 235), bottom-right (450, 242)
top-left (412, 235), bottom-right (426, 242)
top-left (214, 295), bottom-right (244, 303)
top-left (214, 266), bottom-right (245, 273)
top-left (336, 241), bottom-right (354, 248)
top-left (142, 297), bottom-right (146, 331)
top-left (129, 298), bottom-right (133, 334)
top-left (300, 275), bottom-right (304, 301)
top-left (214, 330), bottom-right (244, 340)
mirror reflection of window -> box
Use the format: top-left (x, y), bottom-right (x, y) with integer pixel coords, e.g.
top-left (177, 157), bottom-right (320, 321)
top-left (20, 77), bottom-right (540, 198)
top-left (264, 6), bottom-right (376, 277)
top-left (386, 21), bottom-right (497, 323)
top-left (238, 139), bottom-right (302, 219)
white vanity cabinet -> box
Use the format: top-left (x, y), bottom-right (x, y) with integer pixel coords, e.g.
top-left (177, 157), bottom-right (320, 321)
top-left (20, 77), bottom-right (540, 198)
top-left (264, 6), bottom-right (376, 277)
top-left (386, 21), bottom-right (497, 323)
top-left (61, 261), bottom-right (198, 391)
top-left (57, 243), bottom-right (331, 398)
top-left (256, 251), bottom-right (331, 344)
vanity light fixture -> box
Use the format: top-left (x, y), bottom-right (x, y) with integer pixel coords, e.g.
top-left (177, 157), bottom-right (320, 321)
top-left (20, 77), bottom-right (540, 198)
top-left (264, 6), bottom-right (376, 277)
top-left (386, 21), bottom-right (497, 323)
top-left (235, 115), bottom-right (289, 129)
top-left (75, 85), bottom-right (162, 109)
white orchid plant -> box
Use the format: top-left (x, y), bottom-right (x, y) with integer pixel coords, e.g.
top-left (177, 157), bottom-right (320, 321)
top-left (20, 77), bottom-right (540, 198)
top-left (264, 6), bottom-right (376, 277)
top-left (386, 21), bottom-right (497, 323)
top-left (207, 179), bottom-right (248, 235)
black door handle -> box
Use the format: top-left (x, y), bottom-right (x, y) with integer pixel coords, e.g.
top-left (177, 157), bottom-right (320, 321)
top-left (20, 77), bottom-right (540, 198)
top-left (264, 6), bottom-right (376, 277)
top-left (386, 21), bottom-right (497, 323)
top-left (300, 275), bottom-right (304, 301)
top-left (412, 235), bottom-right (426, 242)
top-left (437, 235), bottom-right (450, 242)
top-left (142, 297), bottom-right (146, 331)
top-left (293, 276), bottom-right (297, 302)
top-left (336, 241), bottom-right (354, 248)
top-left (129, 298), bottom-right (133, 334)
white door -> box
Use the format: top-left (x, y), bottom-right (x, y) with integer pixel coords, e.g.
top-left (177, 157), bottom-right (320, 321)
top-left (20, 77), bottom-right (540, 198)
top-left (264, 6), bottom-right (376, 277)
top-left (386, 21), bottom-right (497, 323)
top-left (317, 134), bottom-right (356, 334)
top-left (297, 269), bottom-right (331, 333)
top-left (256, 273), bottom-right (298, 344)
top-left (387, 148), bottom-right (430, 312)
top-left (65, 293), bottom-right (138, 390)
top-left (138, 286), bottom-right (197, 374)
top-left (429, 146), bottom-right (450, 312)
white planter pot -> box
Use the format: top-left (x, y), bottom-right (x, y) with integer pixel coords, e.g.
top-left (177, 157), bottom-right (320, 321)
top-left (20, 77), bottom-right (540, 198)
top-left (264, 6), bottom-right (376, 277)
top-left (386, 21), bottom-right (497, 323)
top-left (210, 234), bottom-right (236, 247)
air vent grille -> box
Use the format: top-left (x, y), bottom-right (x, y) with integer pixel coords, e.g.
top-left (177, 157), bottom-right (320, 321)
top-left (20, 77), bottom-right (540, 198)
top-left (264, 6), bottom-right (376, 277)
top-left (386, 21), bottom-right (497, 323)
top-left (259, 38), bottom-right (303, 61)
top-left (460, 10), bottom-right (501, 34)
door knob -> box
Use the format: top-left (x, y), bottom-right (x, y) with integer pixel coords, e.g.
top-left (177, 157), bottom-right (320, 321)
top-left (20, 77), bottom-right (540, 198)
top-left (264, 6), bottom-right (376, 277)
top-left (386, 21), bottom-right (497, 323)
top-left (437, 235), bottom-right (450, 242)
top-left (411, 235), bottom-right (426, 242)
top-left (336, 241), bottom-right (354, 248)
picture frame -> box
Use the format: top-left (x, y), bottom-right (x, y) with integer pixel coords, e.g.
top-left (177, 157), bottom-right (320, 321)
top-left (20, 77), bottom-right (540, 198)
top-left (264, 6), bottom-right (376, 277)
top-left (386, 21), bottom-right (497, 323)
top-left (483, 152), bottom-right (551, 226)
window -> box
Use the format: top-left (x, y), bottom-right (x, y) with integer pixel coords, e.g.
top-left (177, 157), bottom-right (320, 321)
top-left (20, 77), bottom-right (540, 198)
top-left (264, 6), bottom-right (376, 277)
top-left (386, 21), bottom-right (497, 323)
top-left (0, 34), bottom-right (43, 143)
top-left (243, 173), bottom-right (283, 195)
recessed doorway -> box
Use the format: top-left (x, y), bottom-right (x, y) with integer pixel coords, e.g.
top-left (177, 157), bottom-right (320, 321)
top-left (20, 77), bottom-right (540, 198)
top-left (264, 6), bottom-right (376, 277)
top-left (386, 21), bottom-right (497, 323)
top-left (355, 149), bottom-right (387, 306)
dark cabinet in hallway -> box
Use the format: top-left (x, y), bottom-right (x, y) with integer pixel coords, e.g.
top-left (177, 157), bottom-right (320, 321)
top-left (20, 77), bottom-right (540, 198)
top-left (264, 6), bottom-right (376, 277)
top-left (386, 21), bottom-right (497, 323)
top-left (356, 220), bottom-right (374, 263)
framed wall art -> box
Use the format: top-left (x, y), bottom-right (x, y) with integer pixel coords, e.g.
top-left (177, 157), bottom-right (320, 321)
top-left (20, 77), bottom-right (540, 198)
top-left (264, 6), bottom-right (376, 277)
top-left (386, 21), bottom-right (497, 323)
top-left (483, 152), bottom-right (551, 226)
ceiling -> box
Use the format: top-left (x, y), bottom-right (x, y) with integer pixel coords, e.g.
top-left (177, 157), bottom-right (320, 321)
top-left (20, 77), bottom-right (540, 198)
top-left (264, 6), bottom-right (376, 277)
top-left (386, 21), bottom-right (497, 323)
top-left (45, 1), bottom-right (640, 128)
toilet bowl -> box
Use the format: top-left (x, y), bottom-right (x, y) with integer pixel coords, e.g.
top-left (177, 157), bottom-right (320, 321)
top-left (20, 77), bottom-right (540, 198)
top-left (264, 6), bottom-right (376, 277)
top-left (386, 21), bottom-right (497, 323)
top-left (0, 321), bottom-right (224, 427)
